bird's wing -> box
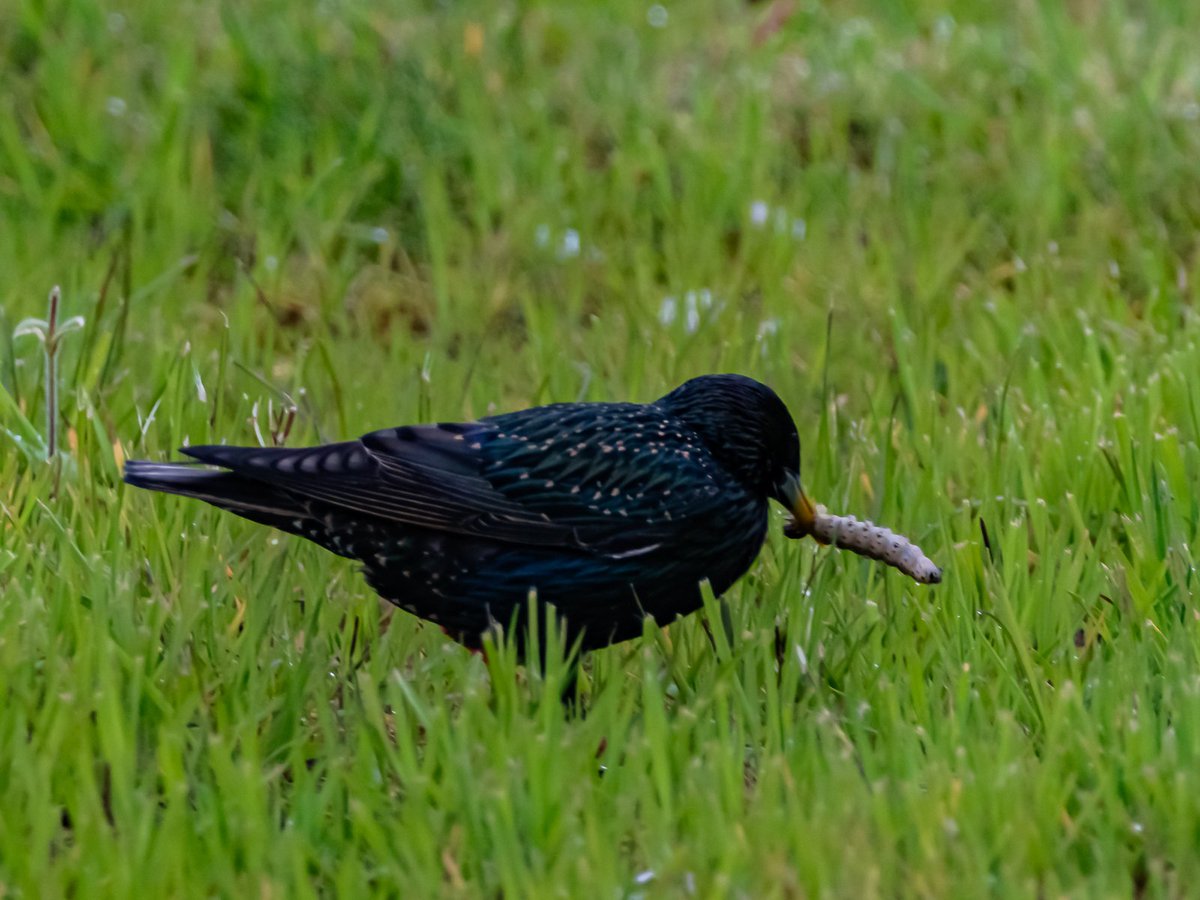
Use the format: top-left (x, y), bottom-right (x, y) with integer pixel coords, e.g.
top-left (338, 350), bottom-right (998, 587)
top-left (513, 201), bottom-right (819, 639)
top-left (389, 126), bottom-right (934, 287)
top-left (182, 428), bottom-right (578, 548)
top-left (474, 402), bottom-right (738, 554)
top-left (182, 402), bottom-right (742, 555)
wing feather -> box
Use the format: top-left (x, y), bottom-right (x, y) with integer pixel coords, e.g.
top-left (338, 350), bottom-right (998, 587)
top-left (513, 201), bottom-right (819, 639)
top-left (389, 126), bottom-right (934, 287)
top-left (183, 401), bottom-right (750, 555)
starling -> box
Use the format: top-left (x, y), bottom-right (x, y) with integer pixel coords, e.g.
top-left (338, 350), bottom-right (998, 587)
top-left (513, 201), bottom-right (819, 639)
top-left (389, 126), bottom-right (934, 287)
top-left (124, 374), bottom-right (935, 654)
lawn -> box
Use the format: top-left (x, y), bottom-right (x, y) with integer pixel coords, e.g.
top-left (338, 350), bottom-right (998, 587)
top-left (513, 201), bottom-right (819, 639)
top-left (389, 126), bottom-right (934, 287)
top-left (3, 0), bottom-right (1200, 896)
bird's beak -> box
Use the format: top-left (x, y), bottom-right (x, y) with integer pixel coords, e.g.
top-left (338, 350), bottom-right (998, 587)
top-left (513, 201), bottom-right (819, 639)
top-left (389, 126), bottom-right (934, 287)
top-left (780, 471), bottom-right (818, 540)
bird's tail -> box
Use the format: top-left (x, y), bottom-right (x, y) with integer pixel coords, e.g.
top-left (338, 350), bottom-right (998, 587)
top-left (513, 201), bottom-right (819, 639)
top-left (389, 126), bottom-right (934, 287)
top-left (123, 459), bottom-right (308, 532)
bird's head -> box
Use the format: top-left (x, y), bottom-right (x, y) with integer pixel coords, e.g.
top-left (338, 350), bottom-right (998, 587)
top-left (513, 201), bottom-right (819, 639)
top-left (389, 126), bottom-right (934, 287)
top-left (658, 374), bottom-right (815, 531)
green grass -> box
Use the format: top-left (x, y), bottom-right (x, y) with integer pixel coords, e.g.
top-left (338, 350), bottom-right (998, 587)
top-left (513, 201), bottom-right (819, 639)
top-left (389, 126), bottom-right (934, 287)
top-left (3, 0), bottom-right (1200, 895)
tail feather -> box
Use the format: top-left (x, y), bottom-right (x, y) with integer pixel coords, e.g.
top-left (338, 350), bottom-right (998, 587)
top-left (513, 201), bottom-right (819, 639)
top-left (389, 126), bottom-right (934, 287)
top-left (123, 459), bottom-right (308, 530)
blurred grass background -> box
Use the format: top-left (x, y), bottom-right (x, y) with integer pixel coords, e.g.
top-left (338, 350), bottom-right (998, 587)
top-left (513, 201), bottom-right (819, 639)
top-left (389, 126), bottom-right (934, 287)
top-left (2, 0), bottom-right (1200, 896)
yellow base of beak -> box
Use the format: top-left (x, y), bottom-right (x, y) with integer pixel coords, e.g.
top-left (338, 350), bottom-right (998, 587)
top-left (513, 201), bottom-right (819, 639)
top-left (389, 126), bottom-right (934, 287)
top-left (783, 487), bottom-right (825, 543)
top-left (793, 491), bottom-right (817, 533)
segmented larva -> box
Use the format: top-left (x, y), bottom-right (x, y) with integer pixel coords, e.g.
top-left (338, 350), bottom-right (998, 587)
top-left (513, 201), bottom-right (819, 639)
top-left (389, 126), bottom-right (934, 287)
top-left (786, 506), bottom-right (942, 585)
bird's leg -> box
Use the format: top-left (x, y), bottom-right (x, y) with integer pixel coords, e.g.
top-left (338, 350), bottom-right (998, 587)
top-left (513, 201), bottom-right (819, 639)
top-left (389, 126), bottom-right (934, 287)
top-left (558, 663), bottom-right (582, 715)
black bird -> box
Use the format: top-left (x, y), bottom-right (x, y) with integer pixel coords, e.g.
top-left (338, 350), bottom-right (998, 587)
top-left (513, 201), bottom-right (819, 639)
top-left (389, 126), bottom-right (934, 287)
top-left (124, 374), bottom-right (817, 653)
